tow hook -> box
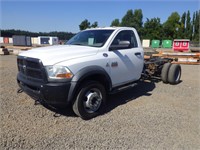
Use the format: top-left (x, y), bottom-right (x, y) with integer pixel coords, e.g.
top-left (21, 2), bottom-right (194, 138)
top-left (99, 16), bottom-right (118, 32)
top-left (17, 88), bottom-right (23, 93)
top-left (34, 99), bottom-right (42, 105)
top-left (53, 113), bottom-right (61, 117)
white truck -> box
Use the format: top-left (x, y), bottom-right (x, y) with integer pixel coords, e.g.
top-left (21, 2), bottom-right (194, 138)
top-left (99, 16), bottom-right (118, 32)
top-left (17, 27), bottom-right (181, 120)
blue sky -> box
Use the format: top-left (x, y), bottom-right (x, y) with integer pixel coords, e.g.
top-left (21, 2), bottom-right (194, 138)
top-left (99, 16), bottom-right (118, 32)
top-left (1, 0), bottom-right (199, 33)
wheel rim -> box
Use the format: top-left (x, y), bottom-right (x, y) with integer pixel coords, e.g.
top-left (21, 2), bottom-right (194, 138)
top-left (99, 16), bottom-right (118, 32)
top-left (83, 88), bottom-right (102, 113)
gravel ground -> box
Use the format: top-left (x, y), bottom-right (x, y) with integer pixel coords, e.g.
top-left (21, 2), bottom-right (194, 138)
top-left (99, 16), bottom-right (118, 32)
top-left (0, 55), bottom-right (200, 150)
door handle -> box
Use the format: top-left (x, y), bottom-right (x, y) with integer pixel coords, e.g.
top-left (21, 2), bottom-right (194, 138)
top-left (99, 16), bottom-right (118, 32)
top-left (135, 52), bottom-right (141, 56)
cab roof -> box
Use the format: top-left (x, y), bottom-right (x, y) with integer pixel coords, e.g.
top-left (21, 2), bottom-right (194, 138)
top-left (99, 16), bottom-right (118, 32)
top-left (85, 27), bottom-right (135, 31)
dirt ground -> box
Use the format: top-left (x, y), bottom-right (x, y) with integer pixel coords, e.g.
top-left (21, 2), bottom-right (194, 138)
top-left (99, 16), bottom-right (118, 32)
top-left (0, 55), bottom-right (200, 149)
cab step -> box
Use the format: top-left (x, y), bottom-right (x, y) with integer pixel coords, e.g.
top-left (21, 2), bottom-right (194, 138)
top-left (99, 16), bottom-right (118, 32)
top-left (110, 83), bottom-right (137, 94)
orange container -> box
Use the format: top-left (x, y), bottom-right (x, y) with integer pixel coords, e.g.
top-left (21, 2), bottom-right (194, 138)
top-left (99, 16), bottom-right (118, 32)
top-left (3, 37), bottom-right (9, 43)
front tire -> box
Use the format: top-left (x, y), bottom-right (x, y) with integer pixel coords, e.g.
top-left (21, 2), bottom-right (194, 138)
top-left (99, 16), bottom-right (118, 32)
top-left (72, 81), bottom-right (106, 120)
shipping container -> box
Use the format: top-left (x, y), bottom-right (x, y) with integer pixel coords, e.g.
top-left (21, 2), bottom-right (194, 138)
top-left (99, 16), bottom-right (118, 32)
top-left (38, 36), bottom-right (59, 45)
top-left (173, 39), bottom-right (190, 52)
top-left (162, 40), bottom-right (172, 48)
top-left (142, 39), bottom-right (150, 48)
top-left (0, 37), bottom-right (3, 43)
top-left (26, 36), bottom-right (32, 46)
top-left (13, 35), bottom-right (32, 46)
top-left (31, 37), bottom-right (38, 45)
top-left (4, 37), bottom-right (9, 44)
top-left (9, 38), bottom-right (13, 44)
top-left (51, 37), bottom-right (59, 45)
top-left (151, 40), bottom-right (160, 48)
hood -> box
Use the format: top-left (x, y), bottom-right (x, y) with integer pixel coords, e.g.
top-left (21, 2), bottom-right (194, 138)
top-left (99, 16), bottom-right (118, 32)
top-left (19, 45), bottom-right (98, 65)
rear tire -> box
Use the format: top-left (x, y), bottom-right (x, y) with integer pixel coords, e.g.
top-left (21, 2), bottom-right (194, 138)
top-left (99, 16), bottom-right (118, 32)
top-left (168, 64), bottom-right (181, 85)
top-left (161, 63), bottom-right (171, 83)
top-left (72, 81), bottom-right (106, 120)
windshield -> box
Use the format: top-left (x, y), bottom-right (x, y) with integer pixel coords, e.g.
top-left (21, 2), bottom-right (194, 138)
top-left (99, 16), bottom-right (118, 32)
top-left (66, 29), bottom-right (114, 47)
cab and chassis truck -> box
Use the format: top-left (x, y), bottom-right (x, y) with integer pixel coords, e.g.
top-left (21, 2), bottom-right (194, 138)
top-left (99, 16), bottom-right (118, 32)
top-left (17, 27), bottom-right (181, 120)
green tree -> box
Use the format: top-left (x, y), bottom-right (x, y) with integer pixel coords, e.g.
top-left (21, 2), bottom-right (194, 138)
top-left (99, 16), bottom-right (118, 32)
top-left (110, 19), bottom-right (120, 27)
top-left (79, 19), bottom-right (90, 30)
top-left (193, 10), bottom-right (200, 41)
top-left (143, 18), bottom-right (163, 40)
top-left (178, 12), bottom-right (186, 38)
top-left (132, 9), bottom-right (143, 36)
top-left (91, 21), bottom-right (98, 28)
top-left (163, 12), bottom-right (180, 39)
top-left (121, 9), bottom-right (134, 27)
top-left (192, 12), bottom-right (195, 41)
top-left (1, 29), bottom-right (75, 40)
top-left (121, 9), bottom-right (143, 36)
top-left (185, 10), bottom-right (192, 39)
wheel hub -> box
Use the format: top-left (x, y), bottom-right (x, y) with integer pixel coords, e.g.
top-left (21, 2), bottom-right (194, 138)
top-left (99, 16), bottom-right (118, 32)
top-left (84, 88), bottom-right (102, 113)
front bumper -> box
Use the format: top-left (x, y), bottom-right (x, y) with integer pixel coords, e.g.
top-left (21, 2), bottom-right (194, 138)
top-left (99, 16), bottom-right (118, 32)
top-left (17, 73), bottom-right (71, 106)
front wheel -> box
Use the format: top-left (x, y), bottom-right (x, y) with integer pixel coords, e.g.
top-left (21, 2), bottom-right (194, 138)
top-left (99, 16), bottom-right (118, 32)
top-left (72, 81), bottom-right (106, 120)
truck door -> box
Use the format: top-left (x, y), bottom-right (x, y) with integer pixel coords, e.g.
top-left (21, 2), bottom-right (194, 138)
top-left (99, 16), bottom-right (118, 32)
top-left (108, 30), bottom-right (144, 87)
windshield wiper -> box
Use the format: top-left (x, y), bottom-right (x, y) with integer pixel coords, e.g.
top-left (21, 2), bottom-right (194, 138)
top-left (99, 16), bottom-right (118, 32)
top-left (71, 43), bottom-right (84, 46)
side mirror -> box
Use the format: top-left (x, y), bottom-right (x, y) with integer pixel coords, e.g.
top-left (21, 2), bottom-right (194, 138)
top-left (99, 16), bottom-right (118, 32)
top-left (109, 41), bottom-right (130, 51)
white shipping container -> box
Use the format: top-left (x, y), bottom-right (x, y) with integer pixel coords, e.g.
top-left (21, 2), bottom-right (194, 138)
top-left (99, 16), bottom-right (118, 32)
top-left (142, 39), bottom-right (150, 48)
top-left (9, 38), bottom-right (13, 43)
top-left (0, 37), bottom-right (3, 43)
top-left (50, 37), bottom-right (58, 45)
top-left (31, 37), bottom-right (38, 44)
top-left (31, 38), bottom-right (34, 44)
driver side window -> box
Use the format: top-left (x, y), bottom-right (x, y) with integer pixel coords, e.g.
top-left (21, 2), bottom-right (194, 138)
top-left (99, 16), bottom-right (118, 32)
top-left (110, 30), bottom-right (138, 49)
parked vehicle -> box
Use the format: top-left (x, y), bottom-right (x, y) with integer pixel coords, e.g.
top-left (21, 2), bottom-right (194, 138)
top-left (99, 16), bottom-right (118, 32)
top-left (17, 27), bottom-right (181, 120)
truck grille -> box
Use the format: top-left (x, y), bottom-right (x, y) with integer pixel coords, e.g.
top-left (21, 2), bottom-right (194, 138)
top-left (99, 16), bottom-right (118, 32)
top-left (17, 56), bottom-right (46, 82)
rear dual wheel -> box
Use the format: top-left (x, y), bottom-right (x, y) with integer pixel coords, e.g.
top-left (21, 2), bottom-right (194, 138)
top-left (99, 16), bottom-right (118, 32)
top-left (168, 64), bottom-right (181, 84)
top-left (161, 63), bottom-right (171, 83)
top-left (161, 63), bottom-right (181, 84)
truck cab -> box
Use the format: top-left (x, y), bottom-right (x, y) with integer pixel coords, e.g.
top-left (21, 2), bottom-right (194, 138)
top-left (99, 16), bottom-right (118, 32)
top-left (17, 27), bottom-right (144, 119)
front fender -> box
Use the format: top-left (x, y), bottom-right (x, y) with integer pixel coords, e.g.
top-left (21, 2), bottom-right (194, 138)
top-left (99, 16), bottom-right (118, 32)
top-left (67, 66), bottom-right (112, 103)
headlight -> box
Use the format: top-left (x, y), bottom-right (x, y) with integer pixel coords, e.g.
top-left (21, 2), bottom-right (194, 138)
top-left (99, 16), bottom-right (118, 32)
top-left (45, 66), bottom-right (73, 80)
